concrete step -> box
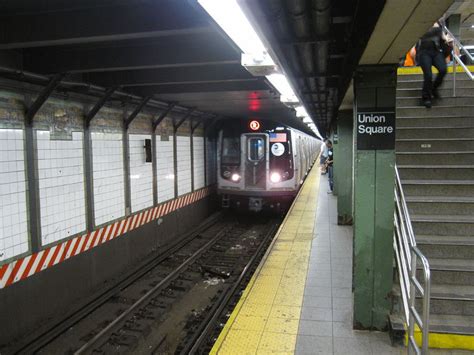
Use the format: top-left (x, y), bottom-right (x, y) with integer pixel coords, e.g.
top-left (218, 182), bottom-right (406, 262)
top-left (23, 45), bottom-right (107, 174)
top-left (397, 96), bottom-right (474, 107)
top-left (397, 87), bottom-right (474, 98)
top-left (397, 73), bottom-right (474, 82)
top-left (418, 257), bottom-right (474, 285)
top-left (416, 284), bottom-right (474, 316)
top-left (406, 196), bottom-right (474, 216)
top-left (411, 214), bottom-right (474, 236)
top-left (396, 115), bottom-right (474, 128)
top-left (417, 235), bottom-right (474, 259)
top-left (396, 138), bottom-right (474, 152)
top-left (396, 151), bottom-right (474, 165)
top-left (398, 165), bottom-right (474, 180)
top-left (396, 126), bottom-right (474, 139)
top-left (397, 77), bottom-right (474, 89)
top-left (397, 106), bottom-right (474, 118)
top-left (429, 314), bottom-right (474, 336)
top-left (401, 180), bottom-right (474, 197)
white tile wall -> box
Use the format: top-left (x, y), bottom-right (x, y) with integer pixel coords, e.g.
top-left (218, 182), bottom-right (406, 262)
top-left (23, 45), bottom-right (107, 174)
top-left (0, 129), bottom-right (29, 261)
top-left (177, 136), bottom-right (191, 195)
top-left (129, 134), bottom-right (153, 212)
top-left (91, 132), bottom-right (125, 226)
top-left (156, 136), bottom-right (175, 203)
top-left (37, 131), bottom-right (86, 246)
top-left (193, 136), bottom-right (205, 190)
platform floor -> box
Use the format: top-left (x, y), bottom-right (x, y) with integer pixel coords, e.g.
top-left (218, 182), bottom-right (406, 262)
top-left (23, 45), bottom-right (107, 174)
top-left (210, 166), bottom-right (401, 354)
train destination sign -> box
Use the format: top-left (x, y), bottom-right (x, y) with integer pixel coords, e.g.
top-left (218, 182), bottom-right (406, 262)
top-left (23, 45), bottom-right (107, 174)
top-left (356, 111), bottom-right (395, 150)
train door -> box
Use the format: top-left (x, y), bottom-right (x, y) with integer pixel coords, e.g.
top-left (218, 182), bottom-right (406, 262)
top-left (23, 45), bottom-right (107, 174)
top-left (243, 133), bottom-right (268, 189)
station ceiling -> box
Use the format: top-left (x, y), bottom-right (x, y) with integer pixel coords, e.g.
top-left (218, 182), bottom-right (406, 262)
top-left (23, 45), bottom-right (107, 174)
top-left (0, 0), bottom-right (396, 135)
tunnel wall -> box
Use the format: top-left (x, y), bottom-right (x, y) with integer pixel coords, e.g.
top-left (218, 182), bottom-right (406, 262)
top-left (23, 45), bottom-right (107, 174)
top-left (0, 86), bottom-right (218, 344)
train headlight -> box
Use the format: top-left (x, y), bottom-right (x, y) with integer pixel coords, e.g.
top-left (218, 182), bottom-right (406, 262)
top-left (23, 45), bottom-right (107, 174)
top-left (223, 170), bottom-right (231, 178)
top-left (231, 173), bottom-right (241, 182)
top-left (270, 172), bottom-right (282, 183)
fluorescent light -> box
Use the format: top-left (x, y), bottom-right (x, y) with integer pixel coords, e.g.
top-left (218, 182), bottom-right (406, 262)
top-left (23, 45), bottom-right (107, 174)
top-left (198, 0), bottom-right (268, 56)
top-left (266, 74), bottom-right (296, 97)
top-left (295, 106), bottom-right (309, 118)
top-left (199, 0), bottom-right (322, 135)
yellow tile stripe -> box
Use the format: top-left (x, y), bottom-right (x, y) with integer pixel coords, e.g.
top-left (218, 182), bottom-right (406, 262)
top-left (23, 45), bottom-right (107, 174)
top-left (406, 325), bottom-right (474, 351)
top-left (211, 166), bottom-right (321, 355)
top-left (397, 65), bottom-right (474, 75)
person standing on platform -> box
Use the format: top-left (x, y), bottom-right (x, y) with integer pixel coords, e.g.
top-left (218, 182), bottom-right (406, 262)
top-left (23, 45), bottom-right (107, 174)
top-left (417, 22), bottom-right (449, 108)
top-left (320, 139), bottom-right (329, 174)
top-left (325, 140), bottom-right (334, 193)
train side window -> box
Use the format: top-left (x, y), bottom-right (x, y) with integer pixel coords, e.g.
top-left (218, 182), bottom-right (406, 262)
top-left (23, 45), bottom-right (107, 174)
top-left (248, 137), bottom-right (264, 161)
top-left (222, 137), bottom-right (241, 165)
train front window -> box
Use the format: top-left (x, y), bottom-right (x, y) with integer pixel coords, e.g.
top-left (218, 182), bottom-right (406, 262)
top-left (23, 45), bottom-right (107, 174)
top-left (248, 137), bottom-right (265, 161)
top-left (222, 137), bottom-right (240, 165)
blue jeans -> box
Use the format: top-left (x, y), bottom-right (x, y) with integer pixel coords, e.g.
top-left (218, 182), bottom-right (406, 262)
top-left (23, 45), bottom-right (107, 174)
top-left (328, 165), bottom-right (333, 191)
top-left (419, 50), bottom-right (447, 100)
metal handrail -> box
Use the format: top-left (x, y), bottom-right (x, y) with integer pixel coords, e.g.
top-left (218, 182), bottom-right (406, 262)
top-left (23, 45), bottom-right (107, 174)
top-left (394, 166), bottom-right (431, 354)
top-left (442, 25), bottom-right (474, 97)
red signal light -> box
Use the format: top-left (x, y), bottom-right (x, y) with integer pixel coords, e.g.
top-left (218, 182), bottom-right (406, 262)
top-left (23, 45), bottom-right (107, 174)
top-left (249, 120), bottom-right (260, 131)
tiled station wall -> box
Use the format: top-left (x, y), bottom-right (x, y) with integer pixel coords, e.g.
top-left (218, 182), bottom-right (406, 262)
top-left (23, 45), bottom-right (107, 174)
top-left (0, 94), bottom-right (216, 265)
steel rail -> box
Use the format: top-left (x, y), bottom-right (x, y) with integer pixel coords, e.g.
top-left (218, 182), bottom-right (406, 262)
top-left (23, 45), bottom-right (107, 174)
top-left (10, 212), bottom-right (222, 355)
top-left (442, 25), bottom-right (474, 97)
top-left (394, 166), bottom-right (431, 355)
top-left (183, 220), bottom-right (281, 354)
top-left (74, 223), bottom-right (232, 354)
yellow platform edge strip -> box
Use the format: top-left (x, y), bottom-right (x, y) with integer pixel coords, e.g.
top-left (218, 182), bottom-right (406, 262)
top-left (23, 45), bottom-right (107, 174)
top-left (397, 65), bottom-right (474, 75)
top-left (210, 162), bottom-right (321, 354)
top-left (405, 325), bottom-right (474, 351)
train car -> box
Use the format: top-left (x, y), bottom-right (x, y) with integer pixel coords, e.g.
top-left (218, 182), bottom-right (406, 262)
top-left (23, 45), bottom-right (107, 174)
top-left (217, 119), bottom-right (321, 212)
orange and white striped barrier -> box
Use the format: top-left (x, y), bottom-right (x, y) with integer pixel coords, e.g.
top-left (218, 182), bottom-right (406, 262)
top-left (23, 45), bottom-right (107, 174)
top-left (0, 187), bottom-right (213, 289)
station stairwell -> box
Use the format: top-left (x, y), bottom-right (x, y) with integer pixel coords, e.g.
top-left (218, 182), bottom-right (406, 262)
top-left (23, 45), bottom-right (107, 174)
top-left (396, 69), bottom-right (474, 348)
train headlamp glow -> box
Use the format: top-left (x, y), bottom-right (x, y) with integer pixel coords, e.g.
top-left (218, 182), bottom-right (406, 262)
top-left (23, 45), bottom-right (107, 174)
top-left (231, 173), bottom-right (241, 182)
top-left (270, 172), bottom-right (282, 183)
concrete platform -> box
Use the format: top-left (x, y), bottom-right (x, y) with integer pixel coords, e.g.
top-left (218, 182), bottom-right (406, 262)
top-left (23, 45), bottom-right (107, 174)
top-left (210, 166), bottom-right (401, 354)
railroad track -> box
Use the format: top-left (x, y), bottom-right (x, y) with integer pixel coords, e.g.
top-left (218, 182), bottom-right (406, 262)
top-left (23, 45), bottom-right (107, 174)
top-left (7, 213), bottom-right (280, 354)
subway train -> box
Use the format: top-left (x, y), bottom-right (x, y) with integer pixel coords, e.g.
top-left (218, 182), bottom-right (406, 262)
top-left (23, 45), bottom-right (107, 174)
top-left (217, 119), bottom-right (321, 212)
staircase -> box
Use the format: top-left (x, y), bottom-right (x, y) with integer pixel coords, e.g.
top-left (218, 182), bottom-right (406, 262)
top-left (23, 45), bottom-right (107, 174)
top-left (396, 71), bottom-right (474, 347)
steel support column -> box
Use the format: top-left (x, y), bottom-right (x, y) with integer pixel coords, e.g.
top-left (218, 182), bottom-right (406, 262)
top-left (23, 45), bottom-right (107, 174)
top-left (124, 96), bottom-right (152, 130)
top-left (123, 123), bottom-right (131, 215)
top-left (83, 87), bottom-right (119, 229)
top-left (151, 125), bottom-right (158, 206)
top-left (172, 109), bottom-right (194, 198)
top-left (334, 109), bottom-right (353, 225)
top-left (190, 118), bottom-right (202, 191)
top-left (152, 104), bottom-right (175, 204)
top-left (83, 126), bottom-right (95, 230)
top-left (25, 73), bottom-right (64, 125)
top-left (24, 125), bottom-right (41, 252)
top-left (353, 65), bottom-right (396, 330)
top-left (24, 74), bottom-right (64, 252)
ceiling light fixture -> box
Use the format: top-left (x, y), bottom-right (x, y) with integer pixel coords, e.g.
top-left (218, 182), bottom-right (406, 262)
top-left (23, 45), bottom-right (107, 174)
top-left (198, 0), bottom-right (317, 135)
top-left (295, 106), bottom-right (309, 118)
top-left (198, 0), bottom-right (267, 55)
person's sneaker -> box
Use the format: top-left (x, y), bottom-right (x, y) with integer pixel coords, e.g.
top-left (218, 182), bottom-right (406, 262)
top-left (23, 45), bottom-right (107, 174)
top-left (327, 190), bottom-right (333, 194)
top-left (423, 99), bottom-right (432, 108)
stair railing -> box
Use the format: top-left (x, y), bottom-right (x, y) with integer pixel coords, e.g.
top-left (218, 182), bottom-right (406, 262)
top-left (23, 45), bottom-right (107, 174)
top-left (394, 166), bottom-right (431, 354)
top-left (442, 25), bottom-right (474, 97)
